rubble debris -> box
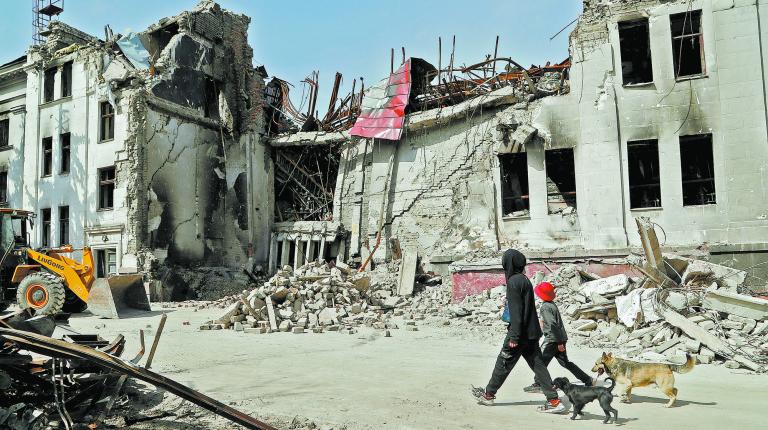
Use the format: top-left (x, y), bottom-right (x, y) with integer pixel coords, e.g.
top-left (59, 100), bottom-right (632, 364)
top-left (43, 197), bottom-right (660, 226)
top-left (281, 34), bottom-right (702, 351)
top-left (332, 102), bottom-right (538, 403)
top-left (702, 290), bottom-right (768, 321)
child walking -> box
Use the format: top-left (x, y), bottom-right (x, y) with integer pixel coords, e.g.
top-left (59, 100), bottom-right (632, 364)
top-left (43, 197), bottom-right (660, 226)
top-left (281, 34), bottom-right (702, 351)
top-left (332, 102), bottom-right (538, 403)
top-left (523, 281), bottom-right (594, 393)
top-left (471, 249), bottom-right (565, 413)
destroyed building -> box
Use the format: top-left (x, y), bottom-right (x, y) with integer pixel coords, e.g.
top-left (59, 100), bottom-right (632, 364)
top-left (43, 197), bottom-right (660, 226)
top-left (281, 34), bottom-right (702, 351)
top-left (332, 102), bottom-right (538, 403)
top-left (263, 0), bottom-right (768, 289)
top-left (0, 1), bottom-right (270, 291)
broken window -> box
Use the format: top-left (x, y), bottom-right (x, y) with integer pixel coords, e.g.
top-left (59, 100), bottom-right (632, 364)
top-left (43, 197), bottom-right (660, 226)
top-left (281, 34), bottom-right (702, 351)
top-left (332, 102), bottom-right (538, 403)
top-left (627, 139), bottom-right (662, 209)
top-left (147, 22), bottom-right (179, 59)
top-left (100, 101), bottom-right (114, 141)
top-left (98, 167), bottom-right (115, 210)
top-left (680, 134), bottom-right (716, 205)
top-left (619, 18), bottom-right (654, 85)
top-left (41, 208), bottom-right (51, 247)
top-left (42, 137), bottom-right (53, 176)
top-left (43, 67), bottom-right (56, 102)
top-left (0, 172), bottom-right (7, 204)
top-left (671, 10), bottom-right (704, 78)
top-left (545, 148), bottom-right (577, 214)
top-left (60, 132), bottom-right (70, 174)
top-left (499, 152), bottom-right (530, 216)
top-left (274, 145), bottom-right (341, 222)
top-left (96, 248), bottom-right (117, 277)
top-left (204, 77), bottom-right (220, 119)
top-left (61, 61), bottom-right (73, 98)
top-left (0, 118), bottom-right (9, 148)
top-left (59, 205), bottom-right (69, 245)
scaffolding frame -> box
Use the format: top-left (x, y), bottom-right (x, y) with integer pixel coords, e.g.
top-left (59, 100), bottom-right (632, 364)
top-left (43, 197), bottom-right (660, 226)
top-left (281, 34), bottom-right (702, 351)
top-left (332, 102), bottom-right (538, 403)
top-left (33, 0), bottom-right (64, 45)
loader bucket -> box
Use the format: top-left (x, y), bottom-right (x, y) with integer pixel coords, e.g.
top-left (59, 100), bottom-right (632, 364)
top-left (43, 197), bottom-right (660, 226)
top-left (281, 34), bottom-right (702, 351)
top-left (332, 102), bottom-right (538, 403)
top-left (87, 275), bottom-right (151, 319)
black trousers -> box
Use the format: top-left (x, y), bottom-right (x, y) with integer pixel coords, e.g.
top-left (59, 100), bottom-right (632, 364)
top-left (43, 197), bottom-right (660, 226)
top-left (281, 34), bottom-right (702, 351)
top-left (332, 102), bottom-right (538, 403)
top-left (485, 335), bottom-right (558, 400)
top-left (534, 342), bottom-right (592, 386)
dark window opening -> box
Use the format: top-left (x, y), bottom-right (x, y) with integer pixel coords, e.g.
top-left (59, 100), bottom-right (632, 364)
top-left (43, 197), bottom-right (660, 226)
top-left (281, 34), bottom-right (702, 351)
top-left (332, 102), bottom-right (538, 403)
top-left (148, 23), bottom-right (179, 59)
top-left (59, 205), bottom-right (69, 245)
top-left (98, 167), bottom-right (116, 210)
top-left (0, 172), bottom-right (7, 205)
top-left (41, 208), bottom-right (51, 248)
top-left (204, 78), bottom-right (220, 119)
top-left (42, 137), bottom-right (53, 176)
top-left (680, 134), bottom-right (716, 206)
top-left (60, 132), bottom-right (71, 174)
top-left (274, 145), bottom-right (341, 222)
top-left (43, 67), bottom-right (56, 103)
top-left (671, 10), bottom-right (704, 78)
top-left (96, 248), bottom-right (117, 277)
top-left (0, 119), bottom-right (9, 148)
top-left (628, 139), bottom-right (662, 209)
top-left (275, 241), bottom-right (283, 266)
top-left (619, 18), bottom-right (654, 85)
top-left (61, 62), bottom-right (73, 98)
top-left (499, 152), bottom-right (530, 216)
top-left (545, 148), bottom-right (577, 214)
top-left (100, 101), bottom-right (115, 141)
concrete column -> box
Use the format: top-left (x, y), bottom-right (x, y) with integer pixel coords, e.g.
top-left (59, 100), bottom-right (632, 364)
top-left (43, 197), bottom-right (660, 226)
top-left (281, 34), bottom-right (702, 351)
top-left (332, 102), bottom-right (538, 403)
top-left (268, 233), bottom-right (278, 274)
top-left (303, 239), bottom-right (312, 266)
top-left (306, 239), bottom-right (316, 264)
top-left (318, 237), bottom-right (327, 263)
top-left (280, 239), bottom-right (291, 268)
top-left (294, 239), bottom-right (302, 268)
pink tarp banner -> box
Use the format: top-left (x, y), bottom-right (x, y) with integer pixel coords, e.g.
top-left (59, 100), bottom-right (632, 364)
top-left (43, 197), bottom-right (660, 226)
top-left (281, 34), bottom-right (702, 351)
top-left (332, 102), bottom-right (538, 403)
top-left (349, 59), bottom-right (413, 141)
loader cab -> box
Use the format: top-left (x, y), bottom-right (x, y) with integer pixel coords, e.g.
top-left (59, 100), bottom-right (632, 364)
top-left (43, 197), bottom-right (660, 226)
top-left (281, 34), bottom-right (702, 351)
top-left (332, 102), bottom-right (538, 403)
top-left (0, 209), bottom-right (35, 308)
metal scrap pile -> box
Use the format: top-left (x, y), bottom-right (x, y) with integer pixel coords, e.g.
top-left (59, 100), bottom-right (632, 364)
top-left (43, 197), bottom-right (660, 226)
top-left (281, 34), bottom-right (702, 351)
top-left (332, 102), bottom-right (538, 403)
top-left (0, 310), bottom-right (275, 430)
top-left (201, 261), bottom-right (442, 335)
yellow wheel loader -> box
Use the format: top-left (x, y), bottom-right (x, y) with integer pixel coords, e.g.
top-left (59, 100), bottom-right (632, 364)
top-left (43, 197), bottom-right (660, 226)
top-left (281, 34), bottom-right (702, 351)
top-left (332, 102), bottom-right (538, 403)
top-left (0, 208), bottom-right (150, 318)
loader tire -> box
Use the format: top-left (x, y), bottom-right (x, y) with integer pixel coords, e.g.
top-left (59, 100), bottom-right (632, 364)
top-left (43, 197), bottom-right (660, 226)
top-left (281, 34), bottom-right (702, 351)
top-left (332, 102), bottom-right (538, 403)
top-left (16, 272), bottom-right (66, 315)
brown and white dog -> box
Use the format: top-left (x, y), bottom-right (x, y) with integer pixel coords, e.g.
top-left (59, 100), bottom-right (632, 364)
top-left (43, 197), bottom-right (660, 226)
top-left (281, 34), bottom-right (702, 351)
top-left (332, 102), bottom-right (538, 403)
top-left (591, 352), bottom-right (694, 407)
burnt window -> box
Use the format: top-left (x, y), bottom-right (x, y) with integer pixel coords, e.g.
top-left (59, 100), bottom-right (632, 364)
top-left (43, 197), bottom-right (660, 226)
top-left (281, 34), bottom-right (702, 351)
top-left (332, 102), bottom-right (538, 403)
top-left (499, 153), bottom-right (530, 216)
top-left (43, 67), bottom-right (56, 102)
top-left (204, 77), bottom-right (220, 119)
top-left (100, 101), bottom-right (114, 141)
top-left (41, 208), bottom-right (51, 247)
top-left (0, 171), bottom-right (7, 204)
top-left (671, 10), bottom-right (704, 78)
top-left (545, 148), bottom-right (577, 214)
top-left (60, 132), bottom-right (70, 174)
top-left (59, 205), bottom-right (69, 245)
top-left (61, 62), bottom-right (73, 98)
top-left (628, 139), bottom-right (662, 209)
top-left (98, 167), bottom-right (116, 210)
top-left (42, 137), bottom-right (53, 176)
top-left (680, 134), bottom-right (716, 205)
top-left (0, 118), bottom-right (9, 148)
top-left (619, 18), bottom-right (654, 85)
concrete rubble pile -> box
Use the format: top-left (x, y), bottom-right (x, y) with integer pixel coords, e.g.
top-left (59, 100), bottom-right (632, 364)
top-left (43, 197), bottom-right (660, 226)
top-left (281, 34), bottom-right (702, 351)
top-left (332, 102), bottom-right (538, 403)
top-left (201, 261), bottom-right (422, 334)
top-left (537, 257), bottom-right (768, 372)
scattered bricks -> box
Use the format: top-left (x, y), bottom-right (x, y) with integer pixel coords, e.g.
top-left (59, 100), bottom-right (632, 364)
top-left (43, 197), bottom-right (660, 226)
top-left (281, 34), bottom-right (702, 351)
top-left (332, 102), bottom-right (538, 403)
top-left (372, 322), bottom-right (386, 330)
top-left (350, 304), bottom-right (362, 314)
top-left (233, 322), bottom-right (244, 332)
top-left (312, 327), bottom-right (324, 334)
top-left (211, 324), bottom-right (224, 330)
top-left (292, 327), bottom-right (305, 334)
top-left (327, 325), bottom-right (340, 332)
top-left (244, 327), bottom-right (267, 334)
top-left (199, 325), bottom-right (211, 331)
top-left (724, 360), bottom-right (742, 369)
top-left (278, 321), bottom-right (292, 332)
top-left (405, 326), bottom-right (419, 332)
top-left (296, 318), bottom-right (308, 328)
top-left (230, 314), bottom-right (246, 324)
top-left (405, 321), bottom-right (416, 326)
top-left (346, 328), bottom-right (358, 335)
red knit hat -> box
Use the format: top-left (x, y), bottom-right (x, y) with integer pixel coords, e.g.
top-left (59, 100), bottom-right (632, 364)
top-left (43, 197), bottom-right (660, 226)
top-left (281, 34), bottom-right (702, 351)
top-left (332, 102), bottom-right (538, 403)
top-left (534, 282), bottom-right (556, 302)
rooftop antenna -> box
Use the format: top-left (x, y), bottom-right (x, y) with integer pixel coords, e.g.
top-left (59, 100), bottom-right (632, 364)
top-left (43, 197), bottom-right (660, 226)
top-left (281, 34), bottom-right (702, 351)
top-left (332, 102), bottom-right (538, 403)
top-left (33, 0), bottom-right (64, 45)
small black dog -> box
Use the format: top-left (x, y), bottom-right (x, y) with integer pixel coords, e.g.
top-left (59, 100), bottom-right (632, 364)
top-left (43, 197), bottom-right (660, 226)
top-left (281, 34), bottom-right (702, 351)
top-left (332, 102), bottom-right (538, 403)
top-left (553, 377), bottom-right (618, 424)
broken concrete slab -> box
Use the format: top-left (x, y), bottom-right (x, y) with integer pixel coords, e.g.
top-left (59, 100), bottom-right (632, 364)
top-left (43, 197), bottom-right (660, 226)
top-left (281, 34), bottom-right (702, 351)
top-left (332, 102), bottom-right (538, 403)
top-left (397, 249), bottom-right (418, 297)
top-left (703, 290), bottom-right (768, 321)
top-left (682, 260), bottom-right (747, 290)
top-left (579, 274), bottom-right (629, 297)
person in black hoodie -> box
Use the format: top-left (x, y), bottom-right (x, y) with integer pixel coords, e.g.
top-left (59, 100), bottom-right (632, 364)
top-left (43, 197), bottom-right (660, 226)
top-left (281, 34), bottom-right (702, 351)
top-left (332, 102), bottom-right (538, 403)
top-left (471, 249), bottom-right (565, 413)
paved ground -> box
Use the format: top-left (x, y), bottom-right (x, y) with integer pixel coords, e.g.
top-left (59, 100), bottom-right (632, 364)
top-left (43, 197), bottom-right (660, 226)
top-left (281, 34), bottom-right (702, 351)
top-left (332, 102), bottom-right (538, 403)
top-left (60, 307), bottom-right (766, 430)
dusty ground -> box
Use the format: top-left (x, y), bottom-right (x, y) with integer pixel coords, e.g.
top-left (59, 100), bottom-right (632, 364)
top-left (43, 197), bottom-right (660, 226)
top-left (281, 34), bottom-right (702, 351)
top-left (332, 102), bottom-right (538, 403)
top-left (58, 306), bottom-right (766, 430)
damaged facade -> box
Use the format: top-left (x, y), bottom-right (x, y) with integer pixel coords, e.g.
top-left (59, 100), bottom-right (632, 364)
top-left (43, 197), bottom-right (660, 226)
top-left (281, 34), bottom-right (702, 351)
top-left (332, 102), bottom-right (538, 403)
top-left (266, 0), bottom-right (768, 286)
top-left (1, 1), bottom-right (268, 291)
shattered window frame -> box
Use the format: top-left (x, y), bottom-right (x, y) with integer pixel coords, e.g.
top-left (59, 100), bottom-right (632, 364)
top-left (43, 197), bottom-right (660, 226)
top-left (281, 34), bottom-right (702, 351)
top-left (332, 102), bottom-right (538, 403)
top-left (59, 205), bottom-right (69, 245)
top-left (679, 134), bottom-right (716, 206)
top-left (99, 101), bottom-right (115, 142)
top-left (498, 152), bottom-right (530, 217)
top-left (41, 207), bottom-right (51, 248)
top-left (98, 166), bottom-right (116, 211)
top-left (627, 139), bottom-right (662, 209)
top-left (61, 61), bottom-right (73, 98)
top-left (618, 18), bottom-right (654, 85)
top-left (43, 67), bottom-right (56, 103)
top-left (670, 9), bottom-right (705, 79)
top-left (41, 137), bottom-right (53, 177)
top-left (0, 118), bottom-right (9, 148)
top-left (544, 148), bottom-right (577, 214)
top-left (60, 132), bottom-right (71, 174)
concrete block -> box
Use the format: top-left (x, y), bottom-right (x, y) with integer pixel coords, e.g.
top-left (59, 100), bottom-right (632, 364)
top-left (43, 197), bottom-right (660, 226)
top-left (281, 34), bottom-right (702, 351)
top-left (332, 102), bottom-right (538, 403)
top-left (292, 327), bottom-right (305, 334)
top-left (724, 360), bottom-right (742, 369)
top-left (405, 326), bottom-right (419, 332)
top-left (278, 321), bottom-right (292, 332)
top-left (703, 290), bottom-right (768, 321)
top-left (233, 322), bottom-right (244, 332)
top-left (244, 327), bottom-right (267, 334)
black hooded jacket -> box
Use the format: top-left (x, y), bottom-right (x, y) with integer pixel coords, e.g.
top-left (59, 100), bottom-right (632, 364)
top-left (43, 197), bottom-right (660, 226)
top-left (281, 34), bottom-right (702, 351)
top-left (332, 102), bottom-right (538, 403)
top-left (502, 249), bottom-right (542, 343)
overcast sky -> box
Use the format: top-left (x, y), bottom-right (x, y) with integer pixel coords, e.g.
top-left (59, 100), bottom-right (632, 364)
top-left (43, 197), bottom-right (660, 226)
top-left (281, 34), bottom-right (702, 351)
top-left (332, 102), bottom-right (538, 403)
top-left (2, 0), bottom-right (583, 115)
